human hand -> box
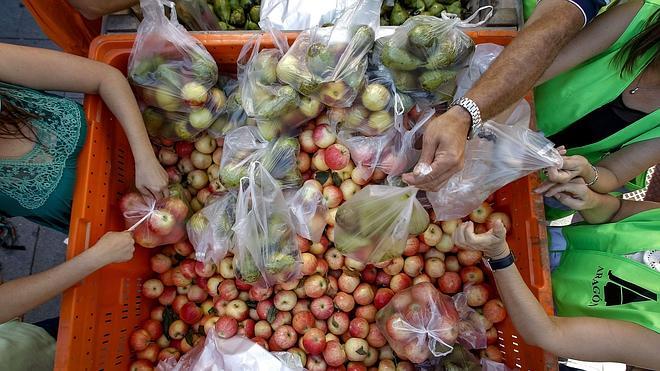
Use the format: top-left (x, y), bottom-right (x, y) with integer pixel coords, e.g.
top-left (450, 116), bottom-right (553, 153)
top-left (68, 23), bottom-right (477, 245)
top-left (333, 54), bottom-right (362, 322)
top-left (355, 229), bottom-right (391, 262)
top-left (535, 148), bottom-right (592, 193)
top-left (88, 231), bottom-right (135, 266)
top-left (402, 107), bottom-right (471, 191)
top-left (135, 157), bottom-right (169, 199)
top-left (540, 178), bottom-right (600, 210)
top-left (454, 220), bottom-right (509, 259)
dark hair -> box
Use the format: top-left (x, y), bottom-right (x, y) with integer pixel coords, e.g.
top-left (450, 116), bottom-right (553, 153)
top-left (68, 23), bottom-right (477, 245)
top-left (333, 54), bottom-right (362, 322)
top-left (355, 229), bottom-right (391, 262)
top-left (0, 92), bottom-right (40, 143)
top-left (613, 8), bottom-right (660, 76)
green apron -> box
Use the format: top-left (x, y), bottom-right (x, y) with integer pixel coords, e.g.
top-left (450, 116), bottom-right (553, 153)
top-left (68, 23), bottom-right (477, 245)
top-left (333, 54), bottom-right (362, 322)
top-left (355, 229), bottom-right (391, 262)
top-left (551, 208), bottom-right (660, 333)
top-left (535, 0), bottom-right (659, 220)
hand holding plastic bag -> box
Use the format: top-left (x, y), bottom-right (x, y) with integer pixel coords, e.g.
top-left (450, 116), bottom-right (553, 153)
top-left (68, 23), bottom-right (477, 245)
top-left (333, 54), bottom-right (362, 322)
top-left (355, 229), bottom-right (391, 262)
top-left (286, 181), bottom-right (328, 242)
top-left (376, 282), bottom-right (461, 363)
top-left (276, 0), bottom-right (379, 107)
top-left (156, 329), bottom-right (304, 371)
top-left (186, 190), bottom-right (238, 265)
top-left (119, 189), bottom-right (189, 248)
top-left (427, 116), bottom-right (562, 220)
top-left (128, 0), bottom-right (222, 141)
top-left (334, 185), bottom-right (429, 263)
top-left (232, 162), bottom-right (302, 287)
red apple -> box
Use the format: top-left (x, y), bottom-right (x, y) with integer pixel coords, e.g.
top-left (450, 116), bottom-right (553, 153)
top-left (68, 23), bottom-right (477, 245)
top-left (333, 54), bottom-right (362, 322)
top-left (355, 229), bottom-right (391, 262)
top-left (226, 299), bottom-right (249, 321)
top-left (311, 295), bottom-right (334, 320)
top-left (325, 248), bottom-right (344, 270)
top-left (323, 340), bottom-right (347, 367)
top-left (142, 278), bottom-right (164, 299)
top-left (274, 290), bottom-right (298, 312)
top-left (249, 284), bottom-right (273, 301)
top-left (457, 249), bottom-right (483, 266)
top-left (360, 265), bottom-right (377, 285)
top-left (420, 223), bottom-right (443, 247)
top-left (271, 311), bottom-right (293, 330)
top-left (151, 306), bottom-right (165, 322)
top-left (168, 320), bottom-right (188, 340)
top-left (444, 255), bottom-right (460, 272)
top-left (148, 209), bottom-right (176, 236)
top-left (483, 299), bottom-right (507, 324)
top-left (312, 149), bottom-right (330, 172)
top-left (424, 258), bottom-right (445, 279)
top-left (180, 302), bottom-right (202, 324)
top-left (313, 124), bottom-right (336, 149)
top-left (129, 359), bottom-right (153, 371)
top-left (349, 317), bottom-right (370, 339)
top-left (366, 325), bottom-right (387, 348)
top-left (460, 266), bottom-right (484, 284)
top-left (219, 257), bottom-right (235, 279)
top-left (300, 129), bottom-right (318, 153)
top-left (302, 253), bottom-right (318, 276)
top-left (486, 212), bottom-right (512, 234)
top-left (136, 343), bottom-right (159, 363)
top-left (389, 273), bottom-right (412, 292)
top-left (403, 238), bottom-right (419, 257)
top-left (322, 185), bottom-right (343, 209)
top-left (469, 202), bottom-right (494, 223)
top-left (158, 347), bottom-right (180, 363)
top-left (351, 166), bottom-right (372, 186)
top-left (194, 261), bottom-right (215, 278)
top-left (173, 241), bottom-right (194, 256)
top-left (175, 141), bottom-right (194, 158)
top-left (217, 279), bottom-right (238, 301)
top-left (334, 292), bottom-right (356, 313)
top-left (325, 143), bottom-right (350, 170)
top-left (302, 328), bottom-right (327, 355)
top-left (338, 271), bottom-right (361, 294)
top-left (438, 271), bottom-right (462, 294)
top-left (129, 329), bottom-right (152, 351)
top-left (353, 283), bottom-right (375, 306)
top-left (375, 271), bottom-right (391, 287)
top-left (150, 254), bottom-right (172, 274)
top-left (486, 326), bottom-right (498, 345)
top-left (373, 288), bottom-right (394, 310)
top-left (158, 286), bottom-right (177, 306)
top-left (403, 256), bottom-right (424, 278)
top-left (306, 355), bottom-right (328, 371)
top-left (355, 305), bottom-right (377, 323)
top-left (305, 274), bottom-right (328, 299)
top-left (292, 310), bottom-right (316, 334)
top-left (482, 345), bottom-right (504, 362)
top-left (340, 179), bottom-right (361, 201)
top-left (440, 219), bottom-right (460, 235)
top-left (382, 257), bottom-right (403, 276)
top-left (273, 325), bottom-right (298, 350)
top-left (214, 315), bottom-right (238, 338)
top-left (345, 338), bottom-right (369, 362)
top-left (465, 284), bottom-right (489, 307)
top-left (326, 275), bottom-right (339, 297)
top-left (237, 318), bottom-right (255, 338)
top-left (187, 284), bottom-right (208, 303)
top-left (172, 295), bottom-right (189, 314)
top-left (255, 320), bottom-right (272, 339)
top-left (328, 311), bottom-right (350, 336)
top-left (293, 299), bottom-right (311, 315)
top-left (434, 234), bottom-right (454, 253)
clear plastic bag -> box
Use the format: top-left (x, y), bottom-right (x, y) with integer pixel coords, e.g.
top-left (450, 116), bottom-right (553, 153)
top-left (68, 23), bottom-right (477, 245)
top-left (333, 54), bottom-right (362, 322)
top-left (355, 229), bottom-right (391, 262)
top-left (156, 329), bottom-right (304, 371)
top-left (119, 190), bottom-right (189, 248)
top-left (175, 0), bottom-right (221, 31)
top-left (219, 126), bottom-right (302, 189)
top-left (441, 344), bottom-right (482, 371)
top-left (128, 0), bottom-right (221, 142)
top-left (452, 293), bottom-right (487, 350)
top-left (186, 190), bottom-right (238, 265)
top-left (232, 162), bottom-right (302, 287)
top-left (238, 26), bottom-right (321, 135)
top-left (427, 115), bottom-right (563, 220)
top-left (260, 0), bottom-right (351, 30)
top-left (334, 185), bottom-right (429, 263)
top-left (208, 79), bottom-right (248, 137)
top-left (375, 282), bottom-right (461, 363)
top-left (286, 181), bottom-right (328, 242)
top-left (374, 15), bottom-right (474, 107)
top-left (454, 43), bottom-right (504, 100)
top-left (276, 0), bottom-right (380, 108)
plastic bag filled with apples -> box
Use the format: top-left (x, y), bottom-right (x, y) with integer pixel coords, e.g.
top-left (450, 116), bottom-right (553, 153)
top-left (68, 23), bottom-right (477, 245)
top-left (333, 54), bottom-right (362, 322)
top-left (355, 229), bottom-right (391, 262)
top-left (156, 329), bottom-right (305, 371)
top-left (238, 25), bottom-right (324, 138)
top-left (285, 180), bottom-right (328, 242)
top-left (373, 14), bottom-right (475, 108)
top-left (186, 190), bottom-right (238, 265)
top-left (120, 190), bottom-right (190, 248)
top-left (334, 185), bottom-right (429, 264)
top-left (426, 110), bottom-right (562, 220)
top-left (207, 78), bottom-right (248, 138)
top-left (375, 282), bottom-right (468, 364)
top-left (128, 0), bottom-right (225, 142)
top-left (275, 0), bottom-right (379, 108)
top-left (232, 162), bottom-right (302, 287)
top-left (219, 126), bottom-right (302, 189)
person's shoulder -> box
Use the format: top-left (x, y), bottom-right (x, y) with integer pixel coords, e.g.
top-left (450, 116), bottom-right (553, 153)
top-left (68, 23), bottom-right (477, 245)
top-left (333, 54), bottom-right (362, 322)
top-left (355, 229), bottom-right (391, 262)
top-left (563, 0), bottom-right (613, 27)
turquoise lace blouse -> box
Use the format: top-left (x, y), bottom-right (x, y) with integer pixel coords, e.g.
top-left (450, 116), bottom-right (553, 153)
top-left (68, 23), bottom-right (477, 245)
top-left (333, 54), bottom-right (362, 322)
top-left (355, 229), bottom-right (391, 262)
top-left (0, 82), bottom-right (87, 233)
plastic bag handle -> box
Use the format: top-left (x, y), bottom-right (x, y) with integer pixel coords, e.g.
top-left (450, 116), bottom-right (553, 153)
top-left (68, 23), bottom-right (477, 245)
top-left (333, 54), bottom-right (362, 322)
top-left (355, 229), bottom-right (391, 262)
top-left (441, 5), bottom-right (494, 28)
top-left (123, 196), bottom-right (157, 231)
top-left (161, 0), bottom-right (178, 23)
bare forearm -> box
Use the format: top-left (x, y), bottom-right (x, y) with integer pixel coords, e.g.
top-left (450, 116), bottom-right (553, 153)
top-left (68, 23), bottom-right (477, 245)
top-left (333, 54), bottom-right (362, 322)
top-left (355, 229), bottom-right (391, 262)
top-left (590, 139), bottom-right (660, 193)
top-left (68, 0), bottom-right (138, 20)
top-left (465, 0), bottom-right (583, 119)
top-left (581, 194), bottom-right (660, 223)
top-left (97, 70), bottom-right (155, 163)
top-left (0, 250), bottom-right (103, 323)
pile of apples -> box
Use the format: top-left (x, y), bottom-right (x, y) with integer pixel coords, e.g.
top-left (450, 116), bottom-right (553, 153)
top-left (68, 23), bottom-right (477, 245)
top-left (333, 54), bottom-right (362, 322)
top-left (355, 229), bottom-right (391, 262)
top-left (128, 115), bottom-right (512, 370)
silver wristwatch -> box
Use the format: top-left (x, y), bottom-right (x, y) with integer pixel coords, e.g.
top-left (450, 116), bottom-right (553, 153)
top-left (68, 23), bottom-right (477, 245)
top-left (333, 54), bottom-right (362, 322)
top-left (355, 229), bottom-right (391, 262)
top-left (451, 97), bottom-right (482, 140)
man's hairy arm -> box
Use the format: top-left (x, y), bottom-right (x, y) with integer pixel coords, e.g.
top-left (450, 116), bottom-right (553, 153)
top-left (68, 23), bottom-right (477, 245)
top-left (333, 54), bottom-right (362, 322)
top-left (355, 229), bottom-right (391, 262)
top-left (466, 0), bottom-right (585, 119)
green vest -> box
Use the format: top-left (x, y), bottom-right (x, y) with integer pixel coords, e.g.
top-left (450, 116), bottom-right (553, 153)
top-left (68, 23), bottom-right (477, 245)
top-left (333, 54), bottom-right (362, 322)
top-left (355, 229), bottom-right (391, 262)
top-left (552, 208), bottom-right (660, 333)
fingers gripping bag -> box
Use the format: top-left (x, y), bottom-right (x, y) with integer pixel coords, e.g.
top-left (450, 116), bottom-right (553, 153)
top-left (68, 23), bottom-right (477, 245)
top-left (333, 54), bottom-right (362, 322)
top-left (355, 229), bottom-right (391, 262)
top-left (119, 189), bottom-right (190, 248)
top-left (286, 181), bottom-right (328, 242)
top-left (231, 162), bottom-right (302, 287)
top-left (275, 0), bottom-right (380, 108)
top-left (186, 190), bottom-right (238, 265)
top-left (238, 25), bottom-right (323, 137)
top-left (219, 126), bottom-right (302, 189)
top-left (375, 9), bottom-right (493, 107)
top-left (375, 282), bottom-right (461, 363)
top-left (426, 115), bottom-right (563, 220)
top-left (334, 185), bottom-right (429, 264)
top-left (156, 329), bottom-right (305, 371)
top-left (128, 0), bottom-right (223, 142)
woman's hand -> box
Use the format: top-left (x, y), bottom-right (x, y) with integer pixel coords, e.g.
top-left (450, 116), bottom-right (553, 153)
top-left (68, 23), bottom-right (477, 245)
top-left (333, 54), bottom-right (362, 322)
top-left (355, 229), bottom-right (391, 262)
top-left (86, 231), bottom-right (135, 266)
top-left (454, 220), bottom-right (510, 259)
top-left (135, 157), bottom-right (169, 199)
top-left (535, 147), bottom-right (594, 193)
top-left (540, 178), bottom-right (600, 211)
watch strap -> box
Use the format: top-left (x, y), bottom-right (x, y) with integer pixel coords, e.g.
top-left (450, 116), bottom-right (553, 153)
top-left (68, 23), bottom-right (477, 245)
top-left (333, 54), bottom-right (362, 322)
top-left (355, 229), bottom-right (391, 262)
top-left (488, 252), bottom-right (515, 271)
top-left (451, 97), bottom-right (482, 140)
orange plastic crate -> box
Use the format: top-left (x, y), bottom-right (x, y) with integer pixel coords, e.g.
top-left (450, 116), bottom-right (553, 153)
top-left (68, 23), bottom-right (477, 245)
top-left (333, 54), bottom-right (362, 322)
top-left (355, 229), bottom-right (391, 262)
top-left (57, 31), bottom-right (557, 370)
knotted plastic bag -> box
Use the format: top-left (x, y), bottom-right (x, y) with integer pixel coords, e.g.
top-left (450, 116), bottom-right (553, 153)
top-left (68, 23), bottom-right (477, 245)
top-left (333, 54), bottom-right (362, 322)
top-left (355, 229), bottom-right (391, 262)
top-left (120, 190), bottom-right (189, 248)
top-left (128, 0), bottom-right (222, 142)
top-left (156, 329), bottom-right (304, 371)
top-left (286, 181), bottom-right (328, 242)
top-left (374, 9), bottom-right (492, 107)
top-left (238, 25), bottom-right (322, 136)
top-left (426, 115), bottom-right (562, 220)
top-left (232, 162), bottom-right (302, 287)
top-left (276, 0), bottom-right (380, 108)
top-left (186, 190), bottom-right (238, 265)
top-left (334, 185), bottom-right (429, 264)
top-left (219, 126), bottom-right (302, 189)
top-left (375, 282), bottom-right (461, 363)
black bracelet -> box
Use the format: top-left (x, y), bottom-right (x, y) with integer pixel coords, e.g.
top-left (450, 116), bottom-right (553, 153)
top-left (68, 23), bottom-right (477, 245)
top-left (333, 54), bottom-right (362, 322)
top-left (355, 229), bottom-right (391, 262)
top-left (488, 252), bottom-right (515, 271)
